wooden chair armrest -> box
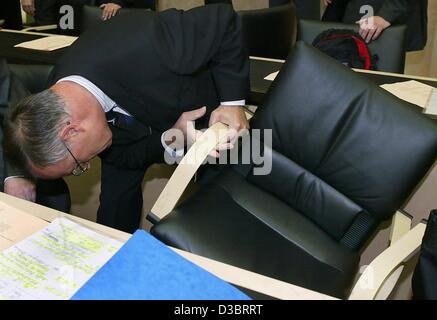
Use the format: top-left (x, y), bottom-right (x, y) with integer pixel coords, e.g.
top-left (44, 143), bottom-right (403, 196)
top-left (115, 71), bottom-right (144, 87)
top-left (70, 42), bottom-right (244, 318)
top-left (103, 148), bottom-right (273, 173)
top-left (389, 210), bottom-right (413, 244)
top-left (348, 221), bottom-right (426, 300)
top-left (147, 122), bottom-right (231, 223)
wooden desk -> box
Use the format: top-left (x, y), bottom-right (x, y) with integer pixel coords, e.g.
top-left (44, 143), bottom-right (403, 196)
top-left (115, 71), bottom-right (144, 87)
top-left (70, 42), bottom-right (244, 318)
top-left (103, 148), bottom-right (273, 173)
top-left (0, 29), bottom-right (68, 65)
top-left (0, 192), bottom-right (335, 300)
top-left (248, 56), bottom-right (437, 106)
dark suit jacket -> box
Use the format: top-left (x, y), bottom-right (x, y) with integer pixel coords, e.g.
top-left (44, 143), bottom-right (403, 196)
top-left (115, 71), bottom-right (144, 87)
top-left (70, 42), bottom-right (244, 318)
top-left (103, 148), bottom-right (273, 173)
top-left (51, 4), bottom-right (249, 170)
top-left (342, 0), bottom-right (428, 51)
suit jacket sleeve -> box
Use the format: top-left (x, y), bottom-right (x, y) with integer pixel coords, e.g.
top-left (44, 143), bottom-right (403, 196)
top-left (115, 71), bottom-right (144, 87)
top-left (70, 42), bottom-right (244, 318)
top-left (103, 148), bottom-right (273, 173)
top-left (152, 4), bottom-right (250, 102)
top-left (99, 130), bottom-right (165, 169)
top-left (377, 0), bottom-right (409, 24)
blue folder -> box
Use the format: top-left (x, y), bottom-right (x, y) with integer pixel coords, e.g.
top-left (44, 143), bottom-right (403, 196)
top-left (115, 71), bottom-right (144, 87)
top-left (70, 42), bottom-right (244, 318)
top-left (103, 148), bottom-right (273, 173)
top-left (71, 230), bottom-right (250, 300)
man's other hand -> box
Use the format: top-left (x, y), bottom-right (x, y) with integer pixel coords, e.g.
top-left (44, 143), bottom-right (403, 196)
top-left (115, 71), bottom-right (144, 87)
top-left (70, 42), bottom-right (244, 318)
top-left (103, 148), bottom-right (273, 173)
top-left (357, 16), bottom-right (391, 43)
top-left (100, 3), bottom-right (122, 21)
top-left (4, 178), bottom-right (36, 202)
top-left (169, 106), bottom-right (207, 149)
top-left (323, 0), bottom-right (333, 6)
top-left (22, 0), bottom-right (36, 17)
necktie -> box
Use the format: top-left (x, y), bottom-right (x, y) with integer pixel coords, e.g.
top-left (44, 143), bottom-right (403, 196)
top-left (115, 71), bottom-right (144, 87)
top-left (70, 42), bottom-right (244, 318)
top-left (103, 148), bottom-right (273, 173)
top-left (106, 107), bottom-right (153, 137)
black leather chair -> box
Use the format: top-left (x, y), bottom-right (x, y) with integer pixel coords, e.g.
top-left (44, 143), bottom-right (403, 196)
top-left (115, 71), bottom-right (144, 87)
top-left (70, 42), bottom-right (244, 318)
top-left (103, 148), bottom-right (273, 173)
top-left (237, 3), bottom-right (297, 60)
top-left (149, 42), bottom-right (437, 299)
top-left (7, 64), bottom-right (54, 94)
top-left (79, 5), bottom-right (151, 34)
top-left (298, 19), bottom-right (407, 73)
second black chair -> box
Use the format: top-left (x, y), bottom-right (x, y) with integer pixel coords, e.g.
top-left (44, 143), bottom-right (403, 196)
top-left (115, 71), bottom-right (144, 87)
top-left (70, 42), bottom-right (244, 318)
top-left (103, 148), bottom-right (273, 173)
top-left (298, 19), bottom-right (407, 73)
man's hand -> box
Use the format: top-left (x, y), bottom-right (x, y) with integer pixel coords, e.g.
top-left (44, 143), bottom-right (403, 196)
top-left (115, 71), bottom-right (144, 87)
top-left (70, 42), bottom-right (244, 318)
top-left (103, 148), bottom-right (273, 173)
top-left (100, 3), bottom-right (122, 21)
top-left (323, 0), bottom-right (333, 6)
top-left (22, 0), bottom-right (36, 17)
top-left (209, 105), bottom-right (249, 144)
top-left (4, 178), bottom-right (36, 202)
top-left (357, 16), bottom-right (391, 43)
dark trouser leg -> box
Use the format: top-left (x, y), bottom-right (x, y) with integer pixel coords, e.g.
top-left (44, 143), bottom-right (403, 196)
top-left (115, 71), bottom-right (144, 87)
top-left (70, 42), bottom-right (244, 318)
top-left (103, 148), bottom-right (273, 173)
top-left (322, 0), bottom-right (351, 22)
top-left (97, 161), bottom-right (146, 233)
top-left (35, 0), bottom-right (58, 25)
top-left (0, 0), bottom-right (22, 29)
top-left (293, 0), bottom-right (321, 20)
top-left (36, 178), bottom-right (71, 213)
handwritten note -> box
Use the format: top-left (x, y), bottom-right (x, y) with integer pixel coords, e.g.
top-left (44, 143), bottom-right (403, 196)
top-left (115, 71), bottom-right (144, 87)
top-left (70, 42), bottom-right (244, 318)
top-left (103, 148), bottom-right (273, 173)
top-left (0, 218), bottom-right (122, 300)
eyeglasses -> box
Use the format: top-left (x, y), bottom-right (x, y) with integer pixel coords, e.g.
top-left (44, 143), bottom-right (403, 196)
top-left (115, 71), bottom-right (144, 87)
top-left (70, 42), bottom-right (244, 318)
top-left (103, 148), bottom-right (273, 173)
top-left (61, 141), bottom-right (89, 176)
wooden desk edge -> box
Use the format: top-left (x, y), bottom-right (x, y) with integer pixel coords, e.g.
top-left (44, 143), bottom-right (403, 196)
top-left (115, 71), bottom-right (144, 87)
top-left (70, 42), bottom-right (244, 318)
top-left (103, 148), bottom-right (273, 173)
top-left (249, 56), bottom-right (437, 83)
top-left (0, 192), bottom-right (335, 300)
top-left (1, 28), bottom-right (78, 39)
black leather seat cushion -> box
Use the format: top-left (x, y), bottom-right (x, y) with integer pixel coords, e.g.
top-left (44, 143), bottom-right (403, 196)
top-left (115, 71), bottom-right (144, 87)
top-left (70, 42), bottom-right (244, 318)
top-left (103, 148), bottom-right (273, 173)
top-left (152, 169), bottom-right (359, 298)
top-left (298, 20), bottom-right (406, 73)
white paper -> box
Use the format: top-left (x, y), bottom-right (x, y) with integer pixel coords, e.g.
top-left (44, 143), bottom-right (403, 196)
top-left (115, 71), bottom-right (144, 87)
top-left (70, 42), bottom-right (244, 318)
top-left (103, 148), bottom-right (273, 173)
top-left (0, 217), bottom-right (122, 300)
top-left (14, 35), bottom-right (77, 51)
top-left (264, 71), bottom-right (279, 81)
top-left (380, 80), bottom-right (433, 109)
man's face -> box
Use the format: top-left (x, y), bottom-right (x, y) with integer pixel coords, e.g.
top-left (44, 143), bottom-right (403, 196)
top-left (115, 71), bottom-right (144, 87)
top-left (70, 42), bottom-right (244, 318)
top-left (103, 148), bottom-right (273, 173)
top-left (30, 116), bottom-right (113, 179)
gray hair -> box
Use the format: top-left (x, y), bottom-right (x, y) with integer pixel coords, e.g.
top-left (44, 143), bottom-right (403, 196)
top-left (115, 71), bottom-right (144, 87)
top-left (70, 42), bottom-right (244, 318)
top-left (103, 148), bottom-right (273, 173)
top-left (4, 89), bottom-right (70, 169)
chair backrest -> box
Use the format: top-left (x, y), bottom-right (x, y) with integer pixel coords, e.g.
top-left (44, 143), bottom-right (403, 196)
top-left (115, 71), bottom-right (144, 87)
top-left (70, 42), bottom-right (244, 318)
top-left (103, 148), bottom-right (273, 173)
top-left (237, 3), bottom-right (297, 59)
top-left (298, 19), bottom-right (407, 73)
top-left (80, 5), bottom-right (150, 34)
top-left (8, 64), bottom-right (54, 94)
top-left (246, 42), bottom-right (437, 250)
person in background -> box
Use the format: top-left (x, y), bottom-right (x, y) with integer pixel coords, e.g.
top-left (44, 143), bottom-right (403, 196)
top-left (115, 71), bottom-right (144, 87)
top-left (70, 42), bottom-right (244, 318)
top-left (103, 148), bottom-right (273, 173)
top-left (95, 0), bottom-right (156, 20)
top-left (322, 0), bottom-right (427, 51)
top-left (0, 0), bottom-right (22, 29)
top-left (22, 0), bottom-right (58, 25)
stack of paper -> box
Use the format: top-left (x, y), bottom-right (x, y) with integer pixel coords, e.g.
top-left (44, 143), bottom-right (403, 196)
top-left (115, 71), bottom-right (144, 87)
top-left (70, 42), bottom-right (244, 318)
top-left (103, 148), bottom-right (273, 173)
top-left (380, 80), bottom-right (437, 118)
top-left (0, 218), bottom-right (122, 300)
top-left (14, 35), bottom-right (78, 51)
top-left (380, 80), bottom-right (433, 108)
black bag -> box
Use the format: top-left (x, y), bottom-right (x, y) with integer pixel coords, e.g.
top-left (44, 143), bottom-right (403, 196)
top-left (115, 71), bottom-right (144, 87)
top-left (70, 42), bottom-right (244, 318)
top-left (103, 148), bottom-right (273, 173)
top-left (312, 29), bottom-right (378, 70)
top-left (412, 210), bottom-right (437, 300)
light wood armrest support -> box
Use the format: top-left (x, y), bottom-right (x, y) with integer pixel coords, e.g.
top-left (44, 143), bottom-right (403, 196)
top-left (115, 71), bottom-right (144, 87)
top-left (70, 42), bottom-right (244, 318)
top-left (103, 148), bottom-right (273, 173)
top-left (148, 122), bottom-right (231, 223)
top-left (390, 210), bottom-right (413, 244)
top-left (349, 221), bottom-right (426, 300)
